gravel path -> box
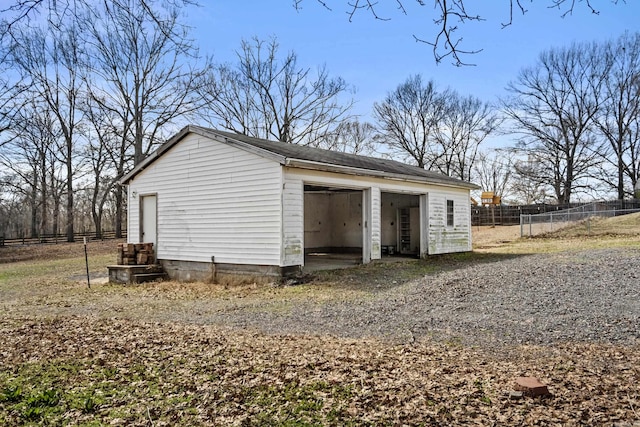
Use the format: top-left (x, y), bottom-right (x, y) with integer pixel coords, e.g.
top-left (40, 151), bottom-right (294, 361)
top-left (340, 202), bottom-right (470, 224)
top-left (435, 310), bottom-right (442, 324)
top-left (201, 247), bottom-right (640, 347)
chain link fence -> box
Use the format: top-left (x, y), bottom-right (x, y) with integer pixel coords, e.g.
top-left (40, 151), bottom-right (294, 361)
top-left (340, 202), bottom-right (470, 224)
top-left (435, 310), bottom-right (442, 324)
top-left (519, 202), bottom-right (640, 237)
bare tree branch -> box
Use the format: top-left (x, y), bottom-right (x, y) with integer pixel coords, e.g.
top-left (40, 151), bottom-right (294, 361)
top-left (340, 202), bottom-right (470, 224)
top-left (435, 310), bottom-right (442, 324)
top-left (293, 0), bottom-right (626, 66)
top-left (198, 36), bottom-right (353, 147)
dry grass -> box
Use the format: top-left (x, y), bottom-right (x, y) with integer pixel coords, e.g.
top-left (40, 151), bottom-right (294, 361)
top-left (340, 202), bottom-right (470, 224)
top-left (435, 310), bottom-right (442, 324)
top-left (1, 217), bottom-right (639, 425)
top-left (0, 238), bottom-right (123, 264)
top-left (473, 212), bottom-right (640, 255)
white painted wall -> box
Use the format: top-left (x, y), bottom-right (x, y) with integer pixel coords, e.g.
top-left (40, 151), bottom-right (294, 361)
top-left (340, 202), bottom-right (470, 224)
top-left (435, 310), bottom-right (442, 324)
top-left (427, 187), bottom-right (472, 254)
top-left (303, 191), bottom-right (362, 249)
top-left (303, 192), bottom-right (332, 249)
top-left (333, 192), bottom-right (362, 248)
top-left (128, 133), bottom-right (283, 266)
top-left (282, 178), bottom-right (304, 266)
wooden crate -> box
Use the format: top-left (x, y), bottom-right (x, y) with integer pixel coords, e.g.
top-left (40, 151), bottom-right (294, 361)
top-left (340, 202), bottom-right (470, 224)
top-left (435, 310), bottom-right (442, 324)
top-left (117, 243), bottom-right (155, 266)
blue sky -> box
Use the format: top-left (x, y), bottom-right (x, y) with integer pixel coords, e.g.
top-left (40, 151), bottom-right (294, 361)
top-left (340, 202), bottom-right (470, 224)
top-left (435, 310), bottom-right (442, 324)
top-left (188, 1), bottom-right (640, 146)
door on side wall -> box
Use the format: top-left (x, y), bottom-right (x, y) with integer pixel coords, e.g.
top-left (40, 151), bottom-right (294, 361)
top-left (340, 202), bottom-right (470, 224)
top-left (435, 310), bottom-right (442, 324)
top-left (140, 194), bottom-right (157, 247)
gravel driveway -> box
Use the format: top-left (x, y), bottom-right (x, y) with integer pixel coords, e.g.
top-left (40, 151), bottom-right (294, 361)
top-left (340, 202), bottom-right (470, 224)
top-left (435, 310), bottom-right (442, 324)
top-left (197, 247), bottom-right (640, 347)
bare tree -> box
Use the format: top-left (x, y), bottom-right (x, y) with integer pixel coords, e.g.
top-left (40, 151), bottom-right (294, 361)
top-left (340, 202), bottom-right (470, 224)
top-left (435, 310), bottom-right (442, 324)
top-left (432, 92), bottom-right (500, 181)
top-left (0, 146), bottom-right (40, 238)
top-left (81, 96), bottom-right (119, 239)
top-left (81, 0), bottom-right (205, 236)
top-left (293, 1), bottom-right (625, 66)
top-left (503, 42), bottom-right (606, 203)
top-left (510, 154), bottom-right (554, 204)
top-left (0, 74), bottom-right (24, 140)
top-left (373, 75), bottom-right (448, 168)
top-left (594, 32), bottom-right (640, 199)
top-left (5, 13), bottom-right (87, 242)
top-left (322, 120), bottom-right (378, 155)
top-left (198, 36), bottom-right (353, 147)
top-left (5, 100), bottom-right (62, 238)
top-left (85, 0), bottom-right (205, 166)
top-left (473, 149), bottom-right (513, 199)
top-left (0, 0), bottom-right (204, 239)
top-left (1, 0), bottom-right (197, 37)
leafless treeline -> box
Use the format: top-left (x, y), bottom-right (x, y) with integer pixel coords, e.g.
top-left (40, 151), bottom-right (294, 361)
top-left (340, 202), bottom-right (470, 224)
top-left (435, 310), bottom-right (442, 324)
top-left (376, 32), bottom-right (640, 205)
top-left (1, 1), bottom-right (639, 240)
top-left (1, 0), bottom-right (205, 241)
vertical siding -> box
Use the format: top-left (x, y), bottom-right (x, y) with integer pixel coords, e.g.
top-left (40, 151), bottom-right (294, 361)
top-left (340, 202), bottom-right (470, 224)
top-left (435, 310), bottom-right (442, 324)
top-left (282, 178), bottom-right (304, 266)
top-left (370, 187), bottom-right (381, 260)
top-left (428, 187), bottom-right (472, 254)
top-left (128, 133), bottom-right (283, 265)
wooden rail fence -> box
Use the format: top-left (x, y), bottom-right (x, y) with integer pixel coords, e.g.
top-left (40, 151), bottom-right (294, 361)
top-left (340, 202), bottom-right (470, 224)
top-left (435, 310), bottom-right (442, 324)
top-left (0, 230), bottom-right (127, 247)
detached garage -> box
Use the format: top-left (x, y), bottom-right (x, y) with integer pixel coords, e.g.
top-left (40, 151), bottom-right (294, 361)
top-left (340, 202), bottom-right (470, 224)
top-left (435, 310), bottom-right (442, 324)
top-left (120, 125), bottom-right (479, 281)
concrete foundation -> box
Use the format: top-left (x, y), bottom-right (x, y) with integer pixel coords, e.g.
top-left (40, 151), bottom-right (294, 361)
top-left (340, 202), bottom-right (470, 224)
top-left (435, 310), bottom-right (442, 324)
top-left (160, 259), bottom-right (302, 283)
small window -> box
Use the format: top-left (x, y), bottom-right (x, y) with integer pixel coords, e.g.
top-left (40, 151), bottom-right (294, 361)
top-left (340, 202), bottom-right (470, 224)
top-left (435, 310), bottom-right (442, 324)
top-left (446, 200), bottom-right (454, 227)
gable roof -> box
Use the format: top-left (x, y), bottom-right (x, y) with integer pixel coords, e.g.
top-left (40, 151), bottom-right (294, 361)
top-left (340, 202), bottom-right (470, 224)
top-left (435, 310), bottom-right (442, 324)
top-left (120, 125), bottom-right (480, 189)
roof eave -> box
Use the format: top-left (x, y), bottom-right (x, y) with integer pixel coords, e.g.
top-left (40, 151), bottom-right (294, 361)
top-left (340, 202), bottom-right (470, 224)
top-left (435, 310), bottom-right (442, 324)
top-left (284, 159), bottom-right (480, 190)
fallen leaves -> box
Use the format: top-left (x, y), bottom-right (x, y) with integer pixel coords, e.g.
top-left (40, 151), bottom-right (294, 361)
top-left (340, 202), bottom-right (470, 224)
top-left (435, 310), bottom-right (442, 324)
top-left (1, 317), bottom-right (639, 426)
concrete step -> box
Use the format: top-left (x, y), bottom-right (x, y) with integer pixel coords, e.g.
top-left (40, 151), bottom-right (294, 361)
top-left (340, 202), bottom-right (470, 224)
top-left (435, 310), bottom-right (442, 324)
top-left (108, 264), bottom-right (166, 284)
top-left (132, 272), bottom-right (168, 284)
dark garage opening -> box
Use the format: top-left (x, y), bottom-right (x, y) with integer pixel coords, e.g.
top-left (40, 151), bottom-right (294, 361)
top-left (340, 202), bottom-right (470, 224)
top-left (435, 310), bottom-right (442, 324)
top-left (303, 184), bottom-right (363, 270)
top-left (381, 192), bottom-right (421, 257)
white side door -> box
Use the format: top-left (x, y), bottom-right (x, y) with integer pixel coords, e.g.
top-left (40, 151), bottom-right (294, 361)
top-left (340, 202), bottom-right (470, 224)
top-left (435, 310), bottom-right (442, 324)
top-left (141, 194), bottom-right (157, 247)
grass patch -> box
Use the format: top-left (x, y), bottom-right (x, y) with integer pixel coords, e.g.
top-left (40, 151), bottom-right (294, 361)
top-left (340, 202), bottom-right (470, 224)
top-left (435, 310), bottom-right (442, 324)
top-left (495, 233), bottom-right (640, 255)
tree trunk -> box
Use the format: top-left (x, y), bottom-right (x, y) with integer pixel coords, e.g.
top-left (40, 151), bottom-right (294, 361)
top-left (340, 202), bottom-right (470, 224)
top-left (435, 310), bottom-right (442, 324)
top-left (30, 190), bottom-right (37, 238)
top-left (617, 150), bottom-right (625, 200)
top-left (40, 158), bottom-right (47, 240)
top-left (65, 140), bottom-right (74, 242)
top-left (92, 210), bottom-right (102, 239)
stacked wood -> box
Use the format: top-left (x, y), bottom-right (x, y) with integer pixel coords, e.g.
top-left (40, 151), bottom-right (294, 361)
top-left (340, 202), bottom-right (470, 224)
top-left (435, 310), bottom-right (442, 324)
top-left (117, 243), bottom-right (155, 265)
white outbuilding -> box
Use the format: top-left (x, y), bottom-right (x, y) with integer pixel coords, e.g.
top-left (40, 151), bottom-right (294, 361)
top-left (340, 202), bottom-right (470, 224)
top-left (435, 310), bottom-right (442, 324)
top-left (120, 125), bottom-right (480, 281)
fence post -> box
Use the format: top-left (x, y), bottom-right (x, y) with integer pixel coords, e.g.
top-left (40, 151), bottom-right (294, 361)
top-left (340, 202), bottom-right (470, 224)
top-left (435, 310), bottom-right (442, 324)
top-left (550, 212), bottom-right (553, 231)
top-left (520, 215), bottom-right (523, 237)
top-left (529, 215), bottom-right (532, 237)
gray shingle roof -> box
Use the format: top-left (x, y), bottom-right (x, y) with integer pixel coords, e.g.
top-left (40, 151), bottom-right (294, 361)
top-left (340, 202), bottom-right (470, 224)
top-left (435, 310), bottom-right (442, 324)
top-left (121, 125), bottom-right (480, 189)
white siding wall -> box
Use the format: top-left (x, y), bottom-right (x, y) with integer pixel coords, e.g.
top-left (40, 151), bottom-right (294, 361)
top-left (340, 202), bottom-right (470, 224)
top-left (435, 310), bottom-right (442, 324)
top-left (128, 134), bottom-right (283, 265)
top-left (427, 187), bottom-right (472, 254)
top-left (282, 178), bottom-right (304, 266)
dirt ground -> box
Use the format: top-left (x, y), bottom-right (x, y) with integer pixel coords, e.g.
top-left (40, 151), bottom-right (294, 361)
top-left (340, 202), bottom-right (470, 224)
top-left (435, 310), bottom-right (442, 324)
top-left (0, 238), bottom-right (124, 264)
top-left (472, 225), bottom-right (523, 248)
